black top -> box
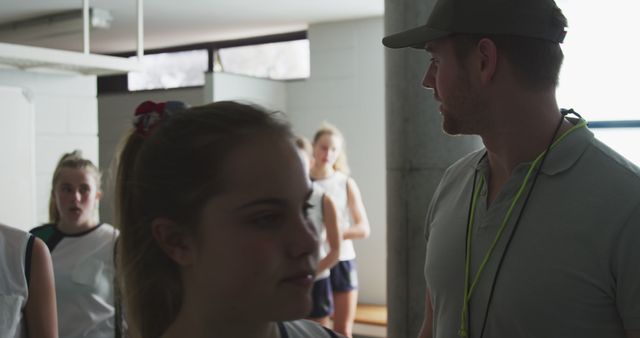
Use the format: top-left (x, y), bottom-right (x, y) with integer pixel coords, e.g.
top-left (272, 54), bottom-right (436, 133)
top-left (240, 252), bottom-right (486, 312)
top-left (30, 223), bottom-right (104, 252)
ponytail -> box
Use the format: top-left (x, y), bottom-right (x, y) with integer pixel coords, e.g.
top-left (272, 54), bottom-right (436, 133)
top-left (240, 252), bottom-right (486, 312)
top-left (114, 100), bottom-right (187, 338)
top-left (114, 100), bottom-right (292, 338)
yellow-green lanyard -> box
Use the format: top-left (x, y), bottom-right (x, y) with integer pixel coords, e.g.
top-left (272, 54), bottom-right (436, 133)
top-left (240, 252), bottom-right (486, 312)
top-left (458, 120), bottom-right (587, 338)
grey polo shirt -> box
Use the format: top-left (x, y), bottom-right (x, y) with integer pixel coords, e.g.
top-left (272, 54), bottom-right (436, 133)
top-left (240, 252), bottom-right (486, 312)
top-left (424, 120), bottom-right (640, 338)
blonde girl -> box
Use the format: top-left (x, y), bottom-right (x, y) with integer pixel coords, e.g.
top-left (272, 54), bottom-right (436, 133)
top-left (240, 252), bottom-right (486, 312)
top-left (310, 123), bottom-right (371, 338)
top-left (295, 136), bottom-right (342, 326)
top-left (31, 151), bottom-right (117, 338)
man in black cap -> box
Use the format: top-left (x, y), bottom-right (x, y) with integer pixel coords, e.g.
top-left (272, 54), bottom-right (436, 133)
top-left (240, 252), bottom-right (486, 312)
top-left (383, 0), bottom-right (640, 337)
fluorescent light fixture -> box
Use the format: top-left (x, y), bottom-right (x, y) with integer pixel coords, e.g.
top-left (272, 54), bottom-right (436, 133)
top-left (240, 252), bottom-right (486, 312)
top-left (0, 8), bottom-right (113, 43)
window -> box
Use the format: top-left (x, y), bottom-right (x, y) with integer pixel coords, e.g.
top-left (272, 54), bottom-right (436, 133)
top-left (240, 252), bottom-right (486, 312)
top-left (557, 0), bottom-right (640, 165)
top-left (100, 31), bottom-right (307, 94)
top-left (217, 39), bottom-right (310, 80)
top-left (127, 49), bottom-right (208, 91)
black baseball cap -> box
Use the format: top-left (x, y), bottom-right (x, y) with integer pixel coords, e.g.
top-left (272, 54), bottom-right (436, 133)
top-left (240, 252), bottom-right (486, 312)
top-left (382, 0), bottom-right (567, 49)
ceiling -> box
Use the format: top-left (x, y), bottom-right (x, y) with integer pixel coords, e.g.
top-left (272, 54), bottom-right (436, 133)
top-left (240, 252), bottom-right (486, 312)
top-left (0, 0), bottom-right (384, 54)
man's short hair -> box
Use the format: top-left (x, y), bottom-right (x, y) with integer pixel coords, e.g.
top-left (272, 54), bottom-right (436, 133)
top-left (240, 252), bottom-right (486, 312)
top-left (450, 8), bottom-right (567, 91)
top-left (452, 34), bottom-right (564, 91)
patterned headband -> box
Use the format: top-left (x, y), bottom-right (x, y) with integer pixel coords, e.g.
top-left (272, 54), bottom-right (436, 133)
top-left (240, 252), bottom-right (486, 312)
top-left (133, 100), bottom-right (188, 136)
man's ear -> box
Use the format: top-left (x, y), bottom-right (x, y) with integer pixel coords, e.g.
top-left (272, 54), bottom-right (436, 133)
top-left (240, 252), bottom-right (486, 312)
top-left (476, 38), bottom-right (498, 85)
top-left (151, 218), bottom-right (196, 266)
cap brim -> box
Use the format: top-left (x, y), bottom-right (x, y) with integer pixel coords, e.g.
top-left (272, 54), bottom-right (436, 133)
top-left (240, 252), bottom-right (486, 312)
top-left (383, 25), bottom-right (451, 49)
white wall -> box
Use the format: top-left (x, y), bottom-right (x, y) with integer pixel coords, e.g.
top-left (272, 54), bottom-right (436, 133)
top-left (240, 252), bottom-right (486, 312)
top-left (0, 69), bottom-right (99, 228)
top-left (96, 16), bottom-right (386, 305)
top-left (0, 86), bottom-right (36, 230)
top-left (287, 17), bottom-right (386, 305)
top-left (208, 72), bottom-right (288, 112)
top-left (97, 75), bottom-right (287, 224)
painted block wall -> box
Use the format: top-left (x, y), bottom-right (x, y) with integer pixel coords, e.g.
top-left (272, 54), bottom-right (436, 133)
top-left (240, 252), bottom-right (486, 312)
top-left (0, 86), bottom-right (36, 231)
top-left (208, 72), bottom-right (288, 112)
top-left (98, 74), bottom-right (286, 224)
top-left (0, 69), bottom-right (99, 228)
top-left (287, 17), bottom-right (386, 305)
top-left (95, 16), bottom-right (387, 305)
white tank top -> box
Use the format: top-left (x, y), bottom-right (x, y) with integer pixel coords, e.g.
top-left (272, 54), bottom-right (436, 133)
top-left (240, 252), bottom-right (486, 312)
top-left (307, 183), bottom-right (330, 279)
top-left (0, 223), bottom-right (30, 338)
top-left (31, 223), bottom-right (118, 338)
top-left (313, 171), bottom-right (356, 261)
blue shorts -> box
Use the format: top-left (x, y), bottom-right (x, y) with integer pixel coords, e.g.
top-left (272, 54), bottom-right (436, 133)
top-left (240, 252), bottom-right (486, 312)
top-left (329, 259), bottom-right (358, 292)
top-left (308, 277), bottom-right (333, 318)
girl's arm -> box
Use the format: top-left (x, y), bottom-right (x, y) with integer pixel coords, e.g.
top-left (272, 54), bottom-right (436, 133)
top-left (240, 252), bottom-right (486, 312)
top-left (417, 292), bottom-right (434, 338)
top-left (344, 178), bottom-right (371, 240)
top-left (316, 195), bottom-right (341, 274)
top-left (24, 238), bottom-right (58, 338)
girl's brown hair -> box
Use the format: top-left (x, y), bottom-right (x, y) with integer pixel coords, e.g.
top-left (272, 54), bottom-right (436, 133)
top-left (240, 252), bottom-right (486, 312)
top-left (114, 101), bottom-right (292, 338)
top-left (49, 150), bottom-right (101, 223)
top-left (295, 135), bottom-right (312, 156)
top-left (312, 122), bottom-right (350, 175)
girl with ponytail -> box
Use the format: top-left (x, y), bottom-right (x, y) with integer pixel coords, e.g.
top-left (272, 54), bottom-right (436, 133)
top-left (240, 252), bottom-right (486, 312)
top-left (114, 101), bottom-right (344, 338)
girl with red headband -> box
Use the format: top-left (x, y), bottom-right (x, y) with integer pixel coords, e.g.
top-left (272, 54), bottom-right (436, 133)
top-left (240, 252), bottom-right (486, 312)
top-left (114, 100), bottom-right (344, 338)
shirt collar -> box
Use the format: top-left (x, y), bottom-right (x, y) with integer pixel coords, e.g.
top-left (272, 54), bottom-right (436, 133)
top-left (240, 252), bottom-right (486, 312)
top-left (539, 117), bottom-right (593, 175)
top-left (474, 117), bottom-right (593, 176)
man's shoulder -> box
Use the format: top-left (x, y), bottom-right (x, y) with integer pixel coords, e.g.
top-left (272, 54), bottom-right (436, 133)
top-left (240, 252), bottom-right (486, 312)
top-left (588, 138), bottom-right (640, 181)
top-left (574, 138), bottom-right (640, 213)
top-left (428, 148), bottom-right (484, 210)
top-left (442, 148), bottom-right (485, 179)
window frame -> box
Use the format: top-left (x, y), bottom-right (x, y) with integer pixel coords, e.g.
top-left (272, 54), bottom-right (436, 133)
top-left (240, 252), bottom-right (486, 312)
top-left (587, 121), bottom-right (640, 129)
top-left (98, 30), bottom-right (307, 94)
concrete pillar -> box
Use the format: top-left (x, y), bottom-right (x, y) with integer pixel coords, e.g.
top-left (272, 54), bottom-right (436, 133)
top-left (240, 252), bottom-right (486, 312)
top-left (384, 1), bottom-right (483, 337)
